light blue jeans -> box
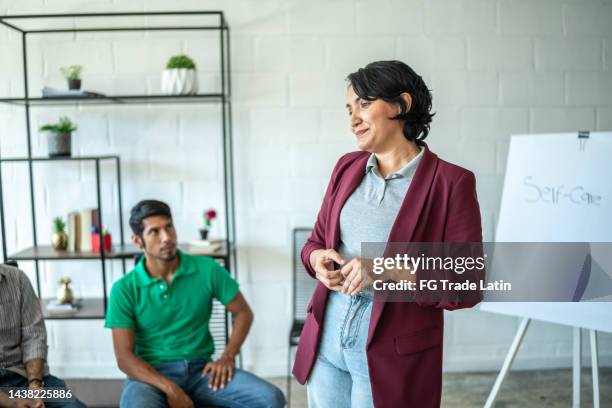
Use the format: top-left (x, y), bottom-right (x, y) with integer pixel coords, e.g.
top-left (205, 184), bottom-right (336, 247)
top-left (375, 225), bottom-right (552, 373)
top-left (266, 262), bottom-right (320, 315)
top-left (120, 359), bottom-right (285, 408)
top-left (307, 291), bottom-right (374, 408)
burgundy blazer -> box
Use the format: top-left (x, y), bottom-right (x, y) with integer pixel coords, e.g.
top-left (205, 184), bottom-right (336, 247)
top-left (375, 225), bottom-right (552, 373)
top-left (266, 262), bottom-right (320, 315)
top-left (292, 142), bottom-right (483, 407)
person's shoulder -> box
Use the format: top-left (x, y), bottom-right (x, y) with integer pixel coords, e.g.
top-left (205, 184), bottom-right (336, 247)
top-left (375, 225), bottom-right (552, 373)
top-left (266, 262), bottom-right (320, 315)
top-left (184, 253), bottom-right (220, 275)
top-left (435, 155), bottom-right (475, 184)
top-left (336, 150), bottom-right (369, 168)
top-left (329, 150), bottom-right (369, 179)
top-left (0, 264), bottom-right (29, 286)
top-left (110, 268), bottom-right (138, 295)
top-left (0, 263), bottom-right (23, 278)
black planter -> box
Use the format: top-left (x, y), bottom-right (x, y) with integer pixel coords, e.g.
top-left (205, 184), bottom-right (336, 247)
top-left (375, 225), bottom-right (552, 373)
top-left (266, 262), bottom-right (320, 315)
top-left (68, 79), bottom-right (81, 90)
top-left (48, 132), bottom-right (71, 157)
top-left (199, 229), bottom-right (209, 240)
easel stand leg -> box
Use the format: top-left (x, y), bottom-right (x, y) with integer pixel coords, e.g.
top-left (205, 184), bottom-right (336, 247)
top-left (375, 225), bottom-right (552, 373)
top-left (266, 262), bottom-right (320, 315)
top-left (573, 327), bottom-right (581, 408)
top-left (590, 330), bottom-right (600, 408)
top-left (484, 317), bottom-right (531, 408)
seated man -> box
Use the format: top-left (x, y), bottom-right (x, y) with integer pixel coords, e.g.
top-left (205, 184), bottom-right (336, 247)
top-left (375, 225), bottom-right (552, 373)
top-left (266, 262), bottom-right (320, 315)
top-left (105, 200), bottom-right (285, 408)
top-left (0, 263), bottom-right (87, 408)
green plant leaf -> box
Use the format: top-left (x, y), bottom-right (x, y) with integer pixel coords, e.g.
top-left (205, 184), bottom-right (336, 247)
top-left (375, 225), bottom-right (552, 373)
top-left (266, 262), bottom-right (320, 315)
top-left (40, 116), bottom-right (77, 134)
top-left (53, 217), bottom-right (66, 233)
top-left (166, 55), bottom-right (196, 69)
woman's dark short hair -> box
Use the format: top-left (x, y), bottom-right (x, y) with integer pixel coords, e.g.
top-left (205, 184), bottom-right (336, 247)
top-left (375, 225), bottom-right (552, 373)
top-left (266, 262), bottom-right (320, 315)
top-left (129, 199), bottom-right (172, 236)
top-left (347, 60), bottom-right (434, 143)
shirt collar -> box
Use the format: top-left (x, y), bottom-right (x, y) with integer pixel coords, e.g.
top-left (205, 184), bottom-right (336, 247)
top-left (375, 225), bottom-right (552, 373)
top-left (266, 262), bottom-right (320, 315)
top-left (134, 249), bottom-right (195, 287)
top-left (366, 147), bottom-right (424, 179)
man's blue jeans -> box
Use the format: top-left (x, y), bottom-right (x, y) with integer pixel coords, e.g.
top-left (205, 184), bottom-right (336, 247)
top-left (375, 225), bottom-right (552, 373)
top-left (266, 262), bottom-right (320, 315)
top-left (120, 359), bottom-right (285, 408)
top-left (307, 291), bottom-right (374, 408)
top-left (0, 369), bottom-right (87, 408)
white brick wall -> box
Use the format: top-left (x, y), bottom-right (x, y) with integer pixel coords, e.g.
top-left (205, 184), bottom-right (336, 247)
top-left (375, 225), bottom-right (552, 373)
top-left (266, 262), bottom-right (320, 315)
top-left (0, 0), bottom-right (611, 379)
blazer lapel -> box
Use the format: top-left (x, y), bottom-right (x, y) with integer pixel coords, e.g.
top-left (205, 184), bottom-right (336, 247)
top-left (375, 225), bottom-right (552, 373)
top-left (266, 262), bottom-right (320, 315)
top-left (367, 143), bottom-right (440, 347)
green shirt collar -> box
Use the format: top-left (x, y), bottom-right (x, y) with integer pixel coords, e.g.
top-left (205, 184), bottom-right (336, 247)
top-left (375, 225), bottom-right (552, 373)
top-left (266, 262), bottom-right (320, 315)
top-left (134, 250), bottom-right (196, 287)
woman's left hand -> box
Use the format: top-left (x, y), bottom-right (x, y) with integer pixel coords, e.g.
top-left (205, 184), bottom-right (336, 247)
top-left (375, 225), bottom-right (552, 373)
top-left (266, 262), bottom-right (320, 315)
top-left (340, 258), bottom-right (372, 296)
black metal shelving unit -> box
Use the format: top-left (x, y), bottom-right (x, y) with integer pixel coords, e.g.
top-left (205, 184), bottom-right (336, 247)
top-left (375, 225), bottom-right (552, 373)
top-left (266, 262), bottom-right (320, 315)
top-left (0, 11), bottom-right (236, 327)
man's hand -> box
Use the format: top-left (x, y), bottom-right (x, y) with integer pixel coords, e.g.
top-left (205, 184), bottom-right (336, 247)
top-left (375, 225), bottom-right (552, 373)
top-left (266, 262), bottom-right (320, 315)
top-left (202, 354), bottom-right (235, 391)
top-left (312, 249), bottom-right (345, 291)
top-left (27, 382), bottom-right (45, 408)
top-left (13, 400), bottom-right (41, 408)
top-left (340, 258), bottom-right (373, 296)
top-left (165, 383), bottom-right (194, 408)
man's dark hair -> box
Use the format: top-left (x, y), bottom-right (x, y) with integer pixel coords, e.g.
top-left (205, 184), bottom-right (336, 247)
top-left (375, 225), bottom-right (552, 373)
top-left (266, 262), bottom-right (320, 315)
top-left (346, 60), bottom-right (434, 143)
top-left (129, 200), bottom-right (172, 237)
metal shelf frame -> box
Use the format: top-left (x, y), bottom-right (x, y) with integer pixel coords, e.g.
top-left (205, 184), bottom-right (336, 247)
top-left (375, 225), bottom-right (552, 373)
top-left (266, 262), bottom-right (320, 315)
top-left (0, 11), bottom-right (237, 326)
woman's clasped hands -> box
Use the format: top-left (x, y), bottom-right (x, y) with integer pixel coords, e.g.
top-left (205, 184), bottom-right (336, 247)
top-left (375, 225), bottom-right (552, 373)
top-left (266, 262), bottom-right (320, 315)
top-left (312, 249), bottom-right (373, 296)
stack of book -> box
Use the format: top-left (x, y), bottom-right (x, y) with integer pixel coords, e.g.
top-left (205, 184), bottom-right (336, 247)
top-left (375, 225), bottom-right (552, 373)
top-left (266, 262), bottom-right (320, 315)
top-left (46, 299), bottom-right (80, 316)
top-left (66, 208), bottom-right (100, 252)
top-left (188, 239), bottom-right (223, 255)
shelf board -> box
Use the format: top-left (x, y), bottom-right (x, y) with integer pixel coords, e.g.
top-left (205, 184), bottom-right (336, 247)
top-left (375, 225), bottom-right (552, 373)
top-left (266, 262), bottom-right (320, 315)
top-left (0, 93), bottom-right (225, 106)
top-left (0, 11), bottom-right (225, 33)
top-left (0, 155), bottom-right (119, 162)
top-left (42, 298), bottom-right (105, 320)
top-left (9, 242), bottom-right (229, 261)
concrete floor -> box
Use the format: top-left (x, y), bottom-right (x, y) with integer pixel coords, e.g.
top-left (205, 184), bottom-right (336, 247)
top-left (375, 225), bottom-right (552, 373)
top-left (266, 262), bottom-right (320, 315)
top-left (68, 368), bottom-right (611, 407)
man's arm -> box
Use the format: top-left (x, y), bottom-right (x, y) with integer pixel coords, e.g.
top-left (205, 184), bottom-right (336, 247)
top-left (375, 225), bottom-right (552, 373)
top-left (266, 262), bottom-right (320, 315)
top-left (24, 358), bottom-right (44, 388)
top-left (111, 329), bottom-right (193, 408)
top-left (202, 291), bottom-right (253, 391)
top-left (221, 291), bottom-right (253, 358)
top-left (18, 270), bottom-right (47, 399)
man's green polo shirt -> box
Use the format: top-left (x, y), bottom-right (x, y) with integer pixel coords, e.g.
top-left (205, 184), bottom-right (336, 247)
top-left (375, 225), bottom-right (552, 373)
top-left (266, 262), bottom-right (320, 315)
top-left (104, 250), bottom-right (238, 367)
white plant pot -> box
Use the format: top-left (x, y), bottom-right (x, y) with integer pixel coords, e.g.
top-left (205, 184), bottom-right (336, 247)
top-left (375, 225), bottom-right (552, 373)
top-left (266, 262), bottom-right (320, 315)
top-left (161, 68), bottom-right (199, 95)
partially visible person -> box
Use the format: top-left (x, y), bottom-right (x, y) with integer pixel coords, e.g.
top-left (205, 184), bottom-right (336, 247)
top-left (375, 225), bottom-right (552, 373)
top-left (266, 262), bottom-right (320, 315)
top-left (105, 200), bottom-right (285, 408)
top-left (0, 264), bottom-right (87, 408)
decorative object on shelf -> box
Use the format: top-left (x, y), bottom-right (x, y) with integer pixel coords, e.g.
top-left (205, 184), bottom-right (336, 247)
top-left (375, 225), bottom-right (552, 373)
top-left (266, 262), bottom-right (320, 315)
top-left (67, 211), bottom-right (81, 251)
top-left (91, 225), bottom-right (112, 253)
top-left (46, 299), bottom-right (79, 316)
top-left (79, 207), bottom-right (99, 251)
top-left (60, 65), bottom-right (83, 90)
top-left (51, 217), bottom-right (68, 251)
top-left (200, 208), bottom-right (217, 240)
top-left (188, 238), bottom-right (223, 254)
top-left (42, 86), bottom-right (104, 99)
top-left (40, 116), bottom-right (77, 157)
top-left (161, 55), bottom-right (199, 95)
top-left (56, 277), bottom-right (74, 305)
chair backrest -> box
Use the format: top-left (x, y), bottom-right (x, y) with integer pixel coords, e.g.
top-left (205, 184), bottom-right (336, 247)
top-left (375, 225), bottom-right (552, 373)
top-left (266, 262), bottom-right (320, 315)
top-left (292, 228), bottom-right (316, 321)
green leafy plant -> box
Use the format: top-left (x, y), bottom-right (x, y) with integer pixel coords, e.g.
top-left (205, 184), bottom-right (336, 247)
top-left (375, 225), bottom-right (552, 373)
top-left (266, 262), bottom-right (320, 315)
top-left (53, 217), bottom-right (66, 233)
top-left (60, 65), bottom-right (83, 80)
top-left (166, 55), bottom-right (196, 70)
top-left (40, 116), bottom-right (77, 134)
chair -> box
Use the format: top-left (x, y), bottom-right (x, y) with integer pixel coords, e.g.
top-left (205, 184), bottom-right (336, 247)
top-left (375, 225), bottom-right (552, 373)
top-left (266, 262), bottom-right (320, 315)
top-left (286, 227), bottom-right (315, 406)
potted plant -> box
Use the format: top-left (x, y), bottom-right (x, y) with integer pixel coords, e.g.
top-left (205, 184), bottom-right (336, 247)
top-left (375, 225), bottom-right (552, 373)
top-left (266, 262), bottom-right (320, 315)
top-left (60, 65), bottom-right (83, 90)
top-left (161, 55), bottom-right (199, 95)
top-left (52, 217), bottom-right (68, 251)
top-left (40, 116), bottom-right (77, 157)
top-left (200, 209), bottom-right (217, 240)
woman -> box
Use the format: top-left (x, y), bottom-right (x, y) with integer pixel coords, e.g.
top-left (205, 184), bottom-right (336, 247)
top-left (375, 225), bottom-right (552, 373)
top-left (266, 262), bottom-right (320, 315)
top-left (292, 61), bottom-right (482, 407)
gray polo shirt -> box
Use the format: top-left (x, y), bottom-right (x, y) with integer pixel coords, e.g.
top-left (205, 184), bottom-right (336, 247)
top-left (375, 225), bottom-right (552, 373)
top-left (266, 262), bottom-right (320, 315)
top-left (0, 265), bottom-right (49, 378)
top-left (338, 148), bottom-right (424, 264)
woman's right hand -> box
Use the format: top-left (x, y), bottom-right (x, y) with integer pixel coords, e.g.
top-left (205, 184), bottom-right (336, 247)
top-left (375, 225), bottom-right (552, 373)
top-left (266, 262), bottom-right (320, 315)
top-left (310, 249), bottom-right (345, 291)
